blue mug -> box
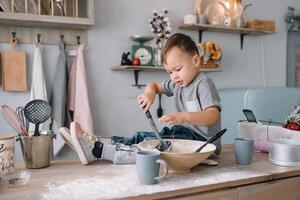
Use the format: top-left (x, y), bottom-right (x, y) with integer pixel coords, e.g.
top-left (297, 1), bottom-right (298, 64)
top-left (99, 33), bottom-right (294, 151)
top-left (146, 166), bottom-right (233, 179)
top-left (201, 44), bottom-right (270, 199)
top-left (136, 151), bottom-right (168, 185)
top-left (234, 138), bottom-right (254, 165)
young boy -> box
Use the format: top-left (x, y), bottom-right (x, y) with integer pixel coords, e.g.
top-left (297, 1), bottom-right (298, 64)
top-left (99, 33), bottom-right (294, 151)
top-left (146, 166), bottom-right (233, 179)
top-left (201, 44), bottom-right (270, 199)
top-left (63, 33), bottom-right (222, 166)
top-left (117, 33), bottom-right (222, 154)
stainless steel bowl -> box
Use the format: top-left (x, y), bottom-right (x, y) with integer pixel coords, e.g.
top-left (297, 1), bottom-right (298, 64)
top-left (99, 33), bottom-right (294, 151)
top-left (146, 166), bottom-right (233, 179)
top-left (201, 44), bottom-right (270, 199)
top-left (269, 139), bottom-right (300, 166)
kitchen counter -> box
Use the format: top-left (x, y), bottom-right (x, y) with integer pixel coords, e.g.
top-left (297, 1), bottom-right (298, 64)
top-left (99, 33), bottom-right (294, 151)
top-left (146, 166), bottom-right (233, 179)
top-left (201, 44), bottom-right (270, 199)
top-left (1, 145), bottom-right (300, 200)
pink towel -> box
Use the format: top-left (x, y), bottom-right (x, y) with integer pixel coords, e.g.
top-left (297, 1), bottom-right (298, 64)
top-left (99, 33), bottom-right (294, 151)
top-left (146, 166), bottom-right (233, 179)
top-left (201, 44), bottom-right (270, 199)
top-left (68, 44), bottom-right (94, 134)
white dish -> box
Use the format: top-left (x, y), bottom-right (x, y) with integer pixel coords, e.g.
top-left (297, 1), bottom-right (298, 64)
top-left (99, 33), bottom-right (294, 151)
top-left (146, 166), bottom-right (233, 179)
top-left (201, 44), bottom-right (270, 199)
top-left (0, 0), bottom-right (38, 14)
top-left (204, 2), bottom-right (226, 25)
top-left (1, 170), bottom-right (31, 187)
top-left (0, 0), bottom-right (12, 12)
top-left (14, 0), bottom-right (38, 14)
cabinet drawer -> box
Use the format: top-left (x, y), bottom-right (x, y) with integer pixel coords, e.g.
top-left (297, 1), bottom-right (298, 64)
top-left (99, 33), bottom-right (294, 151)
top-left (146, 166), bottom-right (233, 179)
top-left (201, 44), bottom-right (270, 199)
top-left (167, 188), bottom-right (239, 200)
top-left (239, 176), bottom-right (300, 200)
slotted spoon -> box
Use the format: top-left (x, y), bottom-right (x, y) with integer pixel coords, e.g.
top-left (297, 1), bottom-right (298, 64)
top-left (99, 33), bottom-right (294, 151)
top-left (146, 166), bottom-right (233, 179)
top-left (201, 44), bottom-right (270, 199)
top-left (24, 100), bottom-right (51, 136)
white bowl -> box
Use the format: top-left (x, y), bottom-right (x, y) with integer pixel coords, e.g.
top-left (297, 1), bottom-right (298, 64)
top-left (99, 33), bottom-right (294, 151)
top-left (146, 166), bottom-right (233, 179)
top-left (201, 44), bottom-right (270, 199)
top-left (1, 170), bottom-right (31, 187)
top-left (137, 139), bottom-right (216, 173)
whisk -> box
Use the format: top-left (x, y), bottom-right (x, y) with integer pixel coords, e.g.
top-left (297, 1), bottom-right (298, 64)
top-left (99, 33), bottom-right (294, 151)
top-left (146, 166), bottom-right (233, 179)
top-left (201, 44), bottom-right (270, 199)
top-left (0, 105), bottom-right (29, 136)
top-left (16, 106), bottom-right (27, 131)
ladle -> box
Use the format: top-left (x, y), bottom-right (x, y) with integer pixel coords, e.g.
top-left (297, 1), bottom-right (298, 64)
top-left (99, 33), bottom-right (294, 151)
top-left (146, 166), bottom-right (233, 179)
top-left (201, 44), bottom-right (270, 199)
top-left (144, 110), bottom-right (172, 152)
top-left (194, 129), bottom-right (227, 153)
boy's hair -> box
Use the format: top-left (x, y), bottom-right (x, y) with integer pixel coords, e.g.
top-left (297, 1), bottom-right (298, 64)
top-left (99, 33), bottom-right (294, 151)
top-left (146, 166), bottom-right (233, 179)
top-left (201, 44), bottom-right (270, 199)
top-left (161, 33), bottom-right (199, 65)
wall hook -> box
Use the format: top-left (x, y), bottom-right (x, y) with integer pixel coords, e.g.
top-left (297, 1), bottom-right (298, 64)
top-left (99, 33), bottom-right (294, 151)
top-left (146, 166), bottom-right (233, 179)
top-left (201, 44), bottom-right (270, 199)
top-left (77, 35), bottom-right (80, 45)
top-left (11, 32), bottom-right (16, 38)
top-left (37, 33), bottom-right (41, 43)
top-left (11, 32), bottom-right (17, 44)
top-left (9, 31), bottom-right (17, 49)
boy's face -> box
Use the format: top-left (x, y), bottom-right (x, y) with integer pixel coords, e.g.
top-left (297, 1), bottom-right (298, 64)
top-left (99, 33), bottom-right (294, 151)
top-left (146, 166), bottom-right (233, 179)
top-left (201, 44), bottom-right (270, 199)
top-left (164, 46), bottom-right (200, 87)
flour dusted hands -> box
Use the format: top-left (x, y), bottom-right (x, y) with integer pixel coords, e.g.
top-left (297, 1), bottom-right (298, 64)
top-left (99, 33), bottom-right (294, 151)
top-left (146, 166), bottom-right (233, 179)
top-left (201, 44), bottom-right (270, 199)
top-left (137, 82), bottom-right (161, 111)
top-left (137, 92), bottom-right (156, 111)
top-left (159, 112), bottom-right (187, 125)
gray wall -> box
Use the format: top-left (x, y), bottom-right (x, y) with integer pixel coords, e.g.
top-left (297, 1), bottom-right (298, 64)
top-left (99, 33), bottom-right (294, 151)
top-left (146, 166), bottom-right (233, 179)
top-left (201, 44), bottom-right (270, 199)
top-left (0, 0), bottom-right (299, 162)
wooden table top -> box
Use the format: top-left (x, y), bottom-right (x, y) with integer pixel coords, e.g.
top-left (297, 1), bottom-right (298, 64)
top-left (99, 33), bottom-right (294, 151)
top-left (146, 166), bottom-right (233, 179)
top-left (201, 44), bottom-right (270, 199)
top-left (1, 145), bottom-right (300, 200)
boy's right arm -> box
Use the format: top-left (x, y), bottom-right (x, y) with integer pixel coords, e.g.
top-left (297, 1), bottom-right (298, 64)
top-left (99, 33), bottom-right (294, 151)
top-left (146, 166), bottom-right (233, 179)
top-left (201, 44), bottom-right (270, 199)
top-left (137, 82), bottom-right (162, 111)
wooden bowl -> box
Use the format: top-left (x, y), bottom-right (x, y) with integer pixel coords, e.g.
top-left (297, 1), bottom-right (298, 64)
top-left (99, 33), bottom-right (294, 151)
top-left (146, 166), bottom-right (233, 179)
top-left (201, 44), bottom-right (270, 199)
top-left (137, 139), bottom-right (216, 173)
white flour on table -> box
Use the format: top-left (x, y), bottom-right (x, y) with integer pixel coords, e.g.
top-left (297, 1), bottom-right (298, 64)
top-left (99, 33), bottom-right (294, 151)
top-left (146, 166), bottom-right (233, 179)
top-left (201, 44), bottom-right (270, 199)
top-left (41, 164), bottom-right (267, 200)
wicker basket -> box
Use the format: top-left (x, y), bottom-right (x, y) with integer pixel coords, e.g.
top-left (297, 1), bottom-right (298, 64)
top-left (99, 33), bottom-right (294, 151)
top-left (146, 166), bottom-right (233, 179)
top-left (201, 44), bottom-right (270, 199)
top-left (245, 19), bottom-right (275, 32)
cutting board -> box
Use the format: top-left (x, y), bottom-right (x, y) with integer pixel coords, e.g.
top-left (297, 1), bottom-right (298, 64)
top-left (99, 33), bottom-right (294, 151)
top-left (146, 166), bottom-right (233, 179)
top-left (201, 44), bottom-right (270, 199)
top-left (1, 38), bottom-right (27, 91)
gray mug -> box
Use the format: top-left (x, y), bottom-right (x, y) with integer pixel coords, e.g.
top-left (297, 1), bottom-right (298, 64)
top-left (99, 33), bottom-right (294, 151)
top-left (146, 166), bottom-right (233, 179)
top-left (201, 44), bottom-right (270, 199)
top-left (199, 14), bottom-right (206, 24)
top-left (234, 138), bottom-right (254, 165)
top-left (136, 151), bottom-right (168, 185)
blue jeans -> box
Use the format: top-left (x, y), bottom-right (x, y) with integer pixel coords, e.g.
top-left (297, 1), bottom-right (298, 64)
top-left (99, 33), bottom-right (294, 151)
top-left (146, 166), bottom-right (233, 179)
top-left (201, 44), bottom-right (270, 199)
top-left (118, 125), bottom-right (207, 146)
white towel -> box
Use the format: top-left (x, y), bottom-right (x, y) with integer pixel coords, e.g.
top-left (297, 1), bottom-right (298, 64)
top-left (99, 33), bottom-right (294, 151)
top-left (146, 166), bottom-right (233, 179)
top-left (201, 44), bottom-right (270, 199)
top-left (29, 45), bottom-right (50, 131)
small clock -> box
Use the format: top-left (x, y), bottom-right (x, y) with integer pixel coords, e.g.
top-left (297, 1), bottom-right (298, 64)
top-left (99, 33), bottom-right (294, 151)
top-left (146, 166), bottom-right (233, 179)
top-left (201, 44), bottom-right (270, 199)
top-left (131, 45), bottom-right (154, 66)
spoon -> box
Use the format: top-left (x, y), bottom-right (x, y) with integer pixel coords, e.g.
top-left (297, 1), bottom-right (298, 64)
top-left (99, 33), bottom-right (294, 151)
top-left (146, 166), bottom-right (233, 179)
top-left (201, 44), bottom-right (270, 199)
top-left (194, 129), bottom-right (227, 153)
top-left (144, 109), bottom-right (172, 152)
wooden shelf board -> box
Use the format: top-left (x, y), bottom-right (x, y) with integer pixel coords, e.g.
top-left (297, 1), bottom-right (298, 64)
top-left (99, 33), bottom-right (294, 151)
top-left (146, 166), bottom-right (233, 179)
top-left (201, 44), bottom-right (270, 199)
top-left (200, 67), bottom-right (222, 72)
top-left (111, 65), bottom-right (222, 72)
top-left (111, 66), bottom-right (164, 71)
top-left (0, 12), bottom-right (94, 30)
top-left (179, 24), bottom-right (275, 35)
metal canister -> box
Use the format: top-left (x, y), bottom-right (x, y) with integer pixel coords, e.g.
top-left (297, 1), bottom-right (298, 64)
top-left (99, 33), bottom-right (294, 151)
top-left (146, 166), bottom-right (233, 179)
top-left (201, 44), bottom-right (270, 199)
top-left (19, 132), bottom-right (54, 169)
top-left (269, 139), bottom-right (300, 166)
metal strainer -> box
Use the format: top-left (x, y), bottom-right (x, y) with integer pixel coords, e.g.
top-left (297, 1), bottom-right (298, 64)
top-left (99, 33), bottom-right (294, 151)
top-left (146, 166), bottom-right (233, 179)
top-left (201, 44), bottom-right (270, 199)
top-left (24, 100), bottom-right (51, 136)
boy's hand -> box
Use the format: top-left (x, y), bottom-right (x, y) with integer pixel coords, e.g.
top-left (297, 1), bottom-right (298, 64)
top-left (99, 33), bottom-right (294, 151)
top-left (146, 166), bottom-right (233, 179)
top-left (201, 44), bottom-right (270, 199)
top-left (159, 112), bottom-right (187, 125)
top-left (137, 92), bottom-right (155, 111)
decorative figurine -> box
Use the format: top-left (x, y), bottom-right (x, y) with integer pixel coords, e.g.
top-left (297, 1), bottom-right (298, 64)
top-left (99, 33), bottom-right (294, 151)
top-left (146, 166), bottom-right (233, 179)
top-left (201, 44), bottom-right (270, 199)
top-left (121, 52), bottom-right (132, 65)
top-left (198, 41), bottom-right (222, 68)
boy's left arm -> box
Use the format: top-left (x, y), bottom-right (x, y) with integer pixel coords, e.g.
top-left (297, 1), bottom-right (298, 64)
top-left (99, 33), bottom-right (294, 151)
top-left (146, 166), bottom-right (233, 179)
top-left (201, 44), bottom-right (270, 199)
top-left (159, 106), bottom-right (220, 126)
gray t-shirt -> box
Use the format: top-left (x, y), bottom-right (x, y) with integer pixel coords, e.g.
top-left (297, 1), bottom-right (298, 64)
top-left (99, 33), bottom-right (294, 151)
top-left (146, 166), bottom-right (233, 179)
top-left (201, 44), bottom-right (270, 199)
top-left (160, 72), bottom-right (222, 154)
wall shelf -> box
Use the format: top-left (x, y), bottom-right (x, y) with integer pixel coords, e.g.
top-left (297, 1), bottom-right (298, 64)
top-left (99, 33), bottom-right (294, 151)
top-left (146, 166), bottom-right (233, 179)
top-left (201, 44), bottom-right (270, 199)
top-left (111, 65), bottom-right (222, 88)
top-left (0, 12), bottom-right (94, 30)
top-left (0, 0), bottom-right (94, 30)
top-left (111, 65), bottom-right (222, 72)
top-left (111, 65), bottom-right (164, 72)
top-left (179, 24), bottom-right (275, 49)
top-left (0, 0), bottom-right (94, 45)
